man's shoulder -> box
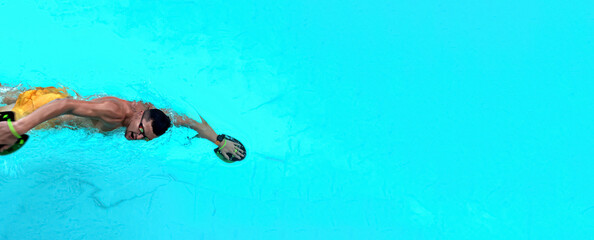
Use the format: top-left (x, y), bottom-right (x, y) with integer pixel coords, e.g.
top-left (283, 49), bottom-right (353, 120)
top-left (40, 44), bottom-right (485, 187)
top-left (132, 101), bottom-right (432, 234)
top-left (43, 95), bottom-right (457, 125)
top-left (89, 97), bottom-right (131, 108)
top-left (67, 97), bottom-right (128, 119)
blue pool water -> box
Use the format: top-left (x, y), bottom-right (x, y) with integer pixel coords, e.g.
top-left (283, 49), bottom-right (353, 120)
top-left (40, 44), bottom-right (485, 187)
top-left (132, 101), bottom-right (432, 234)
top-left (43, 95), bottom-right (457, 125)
top-left (0, 0), bottom-right (593, 239)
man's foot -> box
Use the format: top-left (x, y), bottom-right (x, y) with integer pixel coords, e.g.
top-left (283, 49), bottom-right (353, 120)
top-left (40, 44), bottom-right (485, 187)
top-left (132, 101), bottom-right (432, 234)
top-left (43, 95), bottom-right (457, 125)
top-left (0, 104), bottom-right (15, 112)
top-left (2, 96), bottom-right (17, 105)
top-left (0, 85), bottom-right (21, 105)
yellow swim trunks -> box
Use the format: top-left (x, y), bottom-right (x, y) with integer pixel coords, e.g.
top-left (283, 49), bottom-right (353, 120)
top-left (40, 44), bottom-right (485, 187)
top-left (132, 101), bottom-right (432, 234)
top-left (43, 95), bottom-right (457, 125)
top-left (12, 87), bottom-right (70, 120)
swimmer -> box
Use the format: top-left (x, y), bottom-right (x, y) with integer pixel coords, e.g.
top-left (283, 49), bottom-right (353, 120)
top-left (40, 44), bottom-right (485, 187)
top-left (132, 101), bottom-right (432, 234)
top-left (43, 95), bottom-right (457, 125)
top-left (0, 84), bottom-right (246, 162)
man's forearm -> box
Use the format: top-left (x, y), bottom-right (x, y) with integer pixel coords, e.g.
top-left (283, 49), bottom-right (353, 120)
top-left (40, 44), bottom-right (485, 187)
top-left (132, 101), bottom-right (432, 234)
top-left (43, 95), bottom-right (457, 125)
top-left (185, 116), bottom-right (219, 145)
top-left (15, 99), bottom-right (70, 134)
top-left (169, 111), bottom-right (220, 146)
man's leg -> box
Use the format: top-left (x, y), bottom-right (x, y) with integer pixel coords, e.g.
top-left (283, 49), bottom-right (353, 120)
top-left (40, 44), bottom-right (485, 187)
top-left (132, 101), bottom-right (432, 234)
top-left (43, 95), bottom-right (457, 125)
top-left (0, 84), bottom-right (21, 105)
top-left (0, 103), bottom-right (15, 112)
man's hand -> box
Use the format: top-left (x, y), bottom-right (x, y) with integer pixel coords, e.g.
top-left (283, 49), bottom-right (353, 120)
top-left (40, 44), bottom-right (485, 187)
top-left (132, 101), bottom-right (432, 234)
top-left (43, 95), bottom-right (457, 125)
top-left (0, 122), bottom-right (20, 152)
top-left (218, 140), bottom-right (246, 161)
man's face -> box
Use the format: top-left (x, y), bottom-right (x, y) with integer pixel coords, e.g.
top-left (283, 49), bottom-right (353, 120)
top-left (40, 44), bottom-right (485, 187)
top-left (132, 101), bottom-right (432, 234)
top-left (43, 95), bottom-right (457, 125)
top-left (125, 111), bottom-right (157, 141)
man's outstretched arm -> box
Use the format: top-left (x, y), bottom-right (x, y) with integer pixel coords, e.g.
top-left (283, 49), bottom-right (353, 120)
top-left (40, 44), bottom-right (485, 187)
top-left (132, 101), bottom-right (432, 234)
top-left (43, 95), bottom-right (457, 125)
top-left (172, 114), bottom-right (218, 144)
top-left (167, 111), bottom-right (245, 161)
top-left (13, 99), bottom-right (121, 134)
top-left (0, 99), bottom-right (121, 151)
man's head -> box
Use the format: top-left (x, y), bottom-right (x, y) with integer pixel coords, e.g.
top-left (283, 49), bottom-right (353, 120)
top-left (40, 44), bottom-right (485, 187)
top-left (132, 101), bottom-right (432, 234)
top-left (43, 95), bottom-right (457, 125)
top-left (125, 109), bottom-right (171, 141)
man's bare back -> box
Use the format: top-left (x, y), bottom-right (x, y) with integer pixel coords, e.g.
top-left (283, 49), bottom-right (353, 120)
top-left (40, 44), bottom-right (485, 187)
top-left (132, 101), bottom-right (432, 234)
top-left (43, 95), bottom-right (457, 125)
top-left (2, 96), bottom-right (153, 132)
top-left (55, 97), bottom-right (155, 132)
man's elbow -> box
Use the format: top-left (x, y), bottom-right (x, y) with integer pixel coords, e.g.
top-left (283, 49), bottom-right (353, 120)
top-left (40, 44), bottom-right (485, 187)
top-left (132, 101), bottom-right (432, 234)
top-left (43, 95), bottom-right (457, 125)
top-left (54, 98), bottom-right (74, 115)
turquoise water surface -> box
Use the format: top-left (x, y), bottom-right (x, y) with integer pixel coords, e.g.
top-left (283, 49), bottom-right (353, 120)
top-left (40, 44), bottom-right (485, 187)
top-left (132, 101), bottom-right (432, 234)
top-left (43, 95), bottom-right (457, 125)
top-left (1, 0), bottom-right (593, 239)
